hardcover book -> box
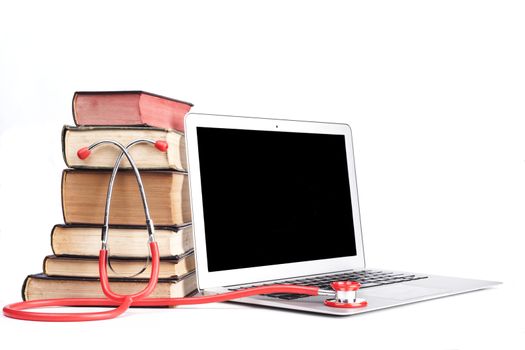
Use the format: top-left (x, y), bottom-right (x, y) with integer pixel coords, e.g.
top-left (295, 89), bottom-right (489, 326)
top-left (61, 169), bottom-right (191, 226)
top-left (43, 254), bottom-right (195, 279)
top-left (72, 91), bottom-right (193, 131)
top-left (23, 273), bottom-right (196, 301)
top-left (62, 125), bottom-right (187, 171)
top-left (51, 224), bottom-right (193, 258)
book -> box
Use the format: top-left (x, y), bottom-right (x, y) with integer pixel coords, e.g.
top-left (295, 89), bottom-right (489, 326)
top-left (22, 273), bottom-right (196, 301)
top-left (72, 91), bottom-right (193, 131)
top-left (62, 125), bottom-right (187, 171)
top-left (61, 169), bottom-right (191, 226)
top-left (43, 254), bottom-right (195, 279)
top-left (51, 224), bottom-right (193, 258)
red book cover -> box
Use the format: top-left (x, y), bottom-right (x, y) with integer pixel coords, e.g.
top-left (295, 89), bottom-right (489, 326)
top-left (72, 91), bottom-right (193, 131)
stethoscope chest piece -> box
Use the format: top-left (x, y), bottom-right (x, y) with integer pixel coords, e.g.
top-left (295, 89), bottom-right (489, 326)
top-left (324, 281), bottom-right (368, 308)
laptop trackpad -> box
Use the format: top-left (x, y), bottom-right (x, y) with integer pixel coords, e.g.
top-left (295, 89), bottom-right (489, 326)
top-left (363, 284), bottom-right (448, 301)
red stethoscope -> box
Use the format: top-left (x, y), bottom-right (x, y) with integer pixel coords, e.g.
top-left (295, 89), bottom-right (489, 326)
top-left (3, 139), bottom-right (367, 322)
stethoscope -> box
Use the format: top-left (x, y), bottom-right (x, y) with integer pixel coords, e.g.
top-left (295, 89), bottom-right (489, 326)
top-left (3, 139), bottom-right (367, 322)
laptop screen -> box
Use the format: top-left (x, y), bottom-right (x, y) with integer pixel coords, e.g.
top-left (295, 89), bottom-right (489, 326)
top-left (196, 127), bottom-right (357, 272)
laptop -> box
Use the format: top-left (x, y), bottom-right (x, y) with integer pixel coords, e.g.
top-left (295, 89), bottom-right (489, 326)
top-left (184, 113), bottom-right (499, 315)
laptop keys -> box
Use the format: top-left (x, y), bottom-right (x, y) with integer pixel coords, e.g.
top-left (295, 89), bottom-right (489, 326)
top-left (251, 270), bottom-right (429, 300)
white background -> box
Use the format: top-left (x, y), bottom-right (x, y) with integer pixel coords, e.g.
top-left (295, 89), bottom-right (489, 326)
top-left (0, 0), bottom-right (523, 349)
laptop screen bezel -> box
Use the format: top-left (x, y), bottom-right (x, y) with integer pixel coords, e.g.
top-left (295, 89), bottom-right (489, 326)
top-left (184, 113), bottom-right (365, 290)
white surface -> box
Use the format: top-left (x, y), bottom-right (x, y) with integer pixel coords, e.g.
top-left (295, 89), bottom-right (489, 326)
top-left (0, 1), bottom-right (523, 349)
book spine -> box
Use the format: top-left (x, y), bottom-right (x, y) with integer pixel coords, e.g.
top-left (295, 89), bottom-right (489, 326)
top-left (61, 125), bottom-right (71, 168)
top-left (60, 171), bottom-right (67, 225)
top-left (71, 92), bottom-right (79, 126)
top-left (21, 275), bottom-right (30, 301)
top-left (42, 256), bottom-right (50, 275)
top-left (50, 224), bottom-right (57, 256)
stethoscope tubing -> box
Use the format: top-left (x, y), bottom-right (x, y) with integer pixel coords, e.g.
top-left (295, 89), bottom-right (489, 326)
top-left (3, 284), bottom-right (320, 322)
top-left (2, 139), bottom-right (327, 322)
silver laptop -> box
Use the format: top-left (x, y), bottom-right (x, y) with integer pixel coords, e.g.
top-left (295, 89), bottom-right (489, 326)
top-left (184, 113), bottom-right (499, 315)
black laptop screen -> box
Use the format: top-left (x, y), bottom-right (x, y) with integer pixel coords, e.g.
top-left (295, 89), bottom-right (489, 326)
top-left (196, 127), bottom-right (357, 272)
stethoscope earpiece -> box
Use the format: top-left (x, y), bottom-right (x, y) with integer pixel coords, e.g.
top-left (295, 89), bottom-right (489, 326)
top-left (77, 147), bottom-right (91, 160)
top-left (154, 140), bottom-right (169, 152)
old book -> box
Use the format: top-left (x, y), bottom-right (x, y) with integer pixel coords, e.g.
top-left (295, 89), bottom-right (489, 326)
top-left (61, 169), bottom-right (191, 226)
top-left (62, 125), bottom-right (187, 171)
top-left (72, 91), bottom-right (193, 131)
top-left (43, 254), bottom-right (195, 279)
top-left (51, 224), bottom-right (193, 258)
top-left (22, 273), bottom-right (196, 301)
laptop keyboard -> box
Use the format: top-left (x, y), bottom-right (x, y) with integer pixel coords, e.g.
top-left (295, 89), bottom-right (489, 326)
top-left (231, 270), bottom-right (428, 300)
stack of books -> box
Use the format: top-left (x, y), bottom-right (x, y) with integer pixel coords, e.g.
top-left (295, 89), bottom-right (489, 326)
top-left (22, 91), bottom-right (197, 300)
